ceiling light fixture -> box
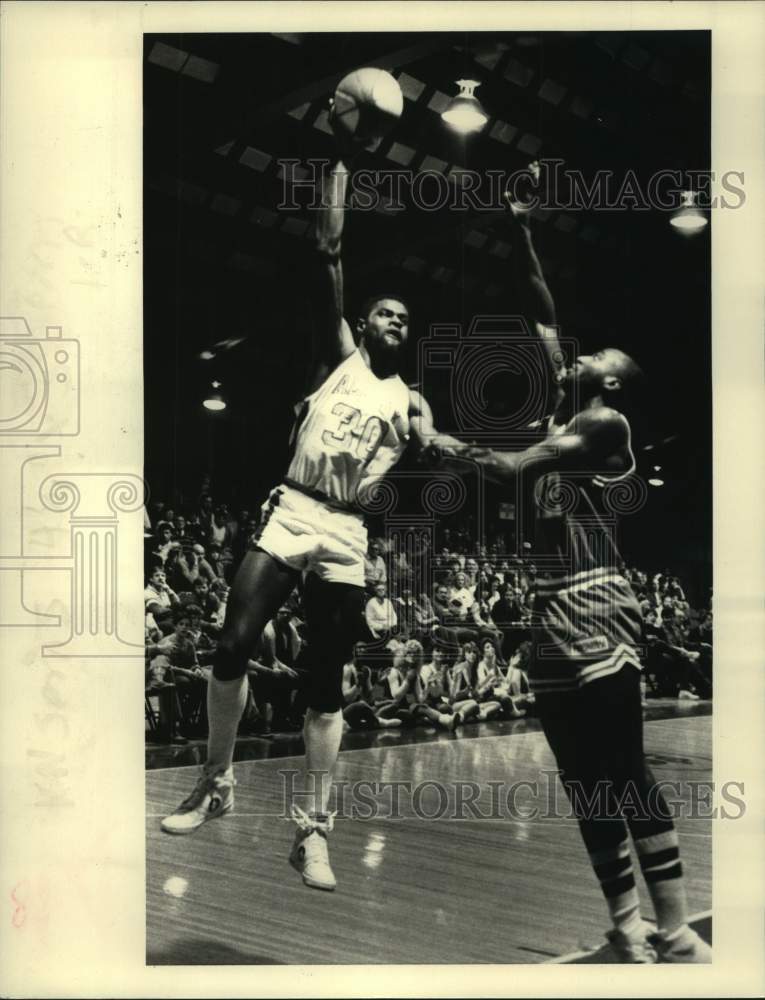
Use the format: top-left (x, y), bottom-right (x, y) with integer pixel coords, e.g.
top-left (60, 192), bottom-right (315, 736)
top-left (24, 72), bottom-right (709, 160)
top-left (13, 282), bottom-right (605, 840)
top-left (441, 79), bottom-right (488, 134)
top-left (670, 190), bottom-right (708, 233)
top-left (203, 380), bottom-right (226, 412)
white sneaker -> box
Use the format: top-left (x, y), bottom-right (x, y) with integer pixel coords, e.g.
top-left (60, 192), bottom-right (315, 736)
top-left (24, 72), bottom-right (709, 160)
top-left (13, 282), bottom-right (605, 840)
top-left (649, 924), bottom-right (712, 963)
top-left (161, 767), bottom-right (235, 834)
top-left (289, 804), bottom-right (337, 891)
top-left (605, 921), bottom-right (658, 963)
top-left (678, 689), bottom-right (700, 701)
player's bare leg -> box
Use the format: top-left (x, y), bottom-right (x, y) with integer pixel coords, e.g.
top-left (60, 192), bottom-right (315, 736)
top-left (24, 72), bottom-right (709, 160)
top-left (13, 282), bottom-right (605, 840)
top-left (162, 548), bottom-right (298, 834)
top-left (289, 574), bottom-right (365, 890)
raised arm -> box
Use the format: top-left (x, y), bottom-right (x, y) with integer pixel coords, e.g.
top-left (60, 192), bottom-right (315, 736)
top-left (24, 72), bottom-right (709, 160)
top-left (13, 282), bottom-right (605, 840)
top-left (503, 165), bottom-right (565, 391)
top-left (307, 156), bottom-right (357, 389)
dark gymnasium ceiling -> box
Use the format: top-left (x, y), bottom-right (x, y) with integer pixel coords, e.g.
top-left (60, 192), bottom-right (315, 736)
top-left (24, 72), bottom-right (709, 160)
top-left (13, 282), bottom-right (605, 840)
top-left (144, 30), bottom-right (711, 579)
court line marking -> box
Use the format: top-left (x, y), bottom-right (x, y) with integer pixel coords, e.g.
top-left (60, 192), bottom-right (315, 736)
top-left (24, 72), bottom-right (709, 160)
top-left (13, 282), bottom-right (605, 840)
top-left (147, 715), bottom-right (711, 775)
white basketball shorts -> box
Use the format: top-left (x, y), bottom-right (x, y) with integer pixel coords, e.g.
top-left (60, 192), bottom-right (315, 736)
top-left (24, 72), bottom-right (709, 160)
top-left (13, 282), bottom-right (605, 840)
top-left (253, 484), bottom-right (367, 587)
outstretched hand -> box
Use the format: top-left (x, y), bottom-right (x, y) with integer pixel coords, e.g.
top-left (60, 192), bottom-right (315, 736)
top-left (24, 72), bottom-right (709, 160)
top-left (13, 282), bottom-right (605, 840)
top-left (327, 100), bottom-right (381, 158)
top-left (504, 160), bottom-right (541, 223)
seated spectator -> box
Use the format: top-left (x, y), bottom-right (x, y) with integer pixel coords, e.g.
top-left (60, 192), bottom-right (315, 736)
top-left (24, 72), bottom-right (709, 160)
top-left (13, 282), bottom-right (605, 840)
top-left (413, 591), bottom-right (438, 637)
top-left (364, 538), bottom-right (388, 592)
top-left (504, 640), bottom-right (534, 708)
top-left (395, 586), bottom-right (418, 637)
top-left (152, 522), bottom-right (179, 565)
top-left (167, 540), bottom-right (207, 594)
top-left (262, 605), bottom-right (303, 669)
top-left (210, 579), bottom-right (229, 627)
top-left (183, 577), bottom-right (221, 631)
top-left (423, 644), bottom-right (480, 723)
top-left (342, 643), bottom-right (402, 732)
top-left (246, 608), bottom-right (304, 732)
top-left (144, 566), bottom-right (179, 633)
top-left (173, 514), bottom-right (190, 541)
top-left (644, 607), bottom-right (710, 699)
top-left (448, 642), bottom-right (502, 722)
top-left (365, 582), bottom-right (398, 642)
top-left (146, 607), bottom-right (207, 728)
top-left (191, 542), bottom-right (218, 582)
top-left (380, 639), bottom-right (459, 731)
top-left (208, 505), bottom-right (234, 550)
top-left (432, 583), bottom-right (455, 626)
top-left (145, 652), bottom-right (185, 745)
top-left (186, 604), bottom-right (217, 668)
top-left (464, 558), bottom-right (480, 590)
top-left (205, 541), bottom-right (227, 582)
top-left (476, 638), bottom-right (526, 718)
top-left (448, 571), bottom-right (478, 620)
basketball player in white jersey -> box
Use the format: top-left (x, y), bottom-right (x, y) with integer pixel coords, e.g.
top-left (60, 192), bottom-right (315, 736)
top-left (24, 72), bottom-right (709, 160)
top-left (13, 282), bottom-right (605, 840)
top-left (428, 197), bottom-right (710, 962)
top-left (161, 126), bottom-right (445, 891)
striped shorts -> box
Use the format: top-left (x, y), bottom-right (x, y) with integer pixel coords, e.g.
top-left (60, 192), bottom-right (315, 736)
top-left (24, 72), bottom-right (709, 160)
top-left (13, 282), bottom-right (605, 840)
top-left (529, 567), bottom-right (643, 694)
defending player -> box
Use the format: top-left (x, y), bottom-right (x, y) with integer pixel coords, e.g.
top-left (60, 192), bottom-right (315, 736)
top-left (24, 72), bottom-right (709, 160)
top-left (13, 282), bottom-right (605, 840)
top-left (161, 116), bottom-right (440, 892)
top-left (429, 197), bottom-right (711, 963)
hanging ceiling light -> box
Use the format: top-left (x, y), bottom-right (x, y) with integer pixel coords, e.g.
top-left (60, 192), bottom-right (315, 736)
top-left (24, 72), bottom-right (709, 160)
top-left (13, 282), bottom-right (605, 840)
top-left (670, 190), bottom-right (708, 233)
top-left (203, 380), bottom-right (226, 411)
top-left (441, 79), bottom-right (488, 134)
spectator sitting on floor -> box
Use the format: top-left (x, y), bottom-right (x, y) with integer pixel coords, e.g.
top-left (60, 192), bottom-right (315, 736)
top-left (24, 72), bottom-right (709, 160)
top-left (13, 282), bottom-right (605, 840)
top-left (476, 638), bottom-right (526, 718)
top-left (342, 643), bottom-right (402, 732)
top-left (365, 582), bottom-right (398, 642)
top-left (504, 640), bottom-right (535, 707)
top-left (391, 639), bottom-right (460, 731)
top-left (448, 642), bottom-right (502, 722)
top-left (422, 644), bottom-right (480, 723)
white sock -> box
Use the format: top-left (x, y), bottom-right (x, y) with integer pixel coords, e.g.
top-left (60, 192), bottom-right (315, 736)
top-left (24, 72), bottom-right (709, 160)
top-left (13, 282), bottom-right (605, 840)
top-left (303, 708), bottom-right (343, 816)
top-left (205, 674), bottom-right (248, 773)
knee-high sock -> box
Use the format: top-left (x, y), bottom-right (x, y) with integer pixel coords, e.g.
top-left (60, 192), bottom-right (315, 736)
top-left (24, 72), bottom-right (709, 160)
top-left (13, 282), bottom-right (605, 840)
top-left (303, 708), bottom-right (343, 817)
top-left (205, 674), bottom-right (248, 773)
top-left (589, 838), bottom-right (643, 936)
top-left (634, 829), bottom-right (687, 933)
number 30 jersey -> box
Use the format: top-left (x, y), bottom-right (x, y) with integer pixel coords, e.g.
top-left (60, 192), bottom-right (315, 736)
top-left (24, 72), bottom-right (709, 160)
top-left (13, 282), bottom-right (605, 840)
top-left (285, 349), bottom-right (411, 510)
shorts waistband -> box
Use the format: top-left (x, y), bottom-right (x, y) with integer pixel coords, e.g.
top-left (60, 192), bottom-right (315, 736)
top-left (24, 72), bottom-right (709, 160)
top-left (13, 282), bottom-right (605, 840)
top-left (282, 478), bottom-right (364, 516)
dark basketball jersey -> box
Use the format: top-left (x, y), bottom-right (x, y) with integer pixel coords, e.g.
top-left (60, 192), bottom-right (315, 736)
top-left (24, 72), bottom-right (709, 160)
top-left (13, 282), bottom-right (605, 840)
top-left (524, 416), bottom-right (644, 693)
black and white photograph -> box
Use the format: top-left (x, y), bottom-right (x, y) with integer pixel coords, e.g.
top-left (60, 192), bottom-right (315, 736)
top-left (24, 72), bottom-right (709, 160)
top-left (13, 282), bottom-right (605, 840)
top-left (143, 28), bottom-right (717, 965)
top-left (0, 2), bottom-right (763, 996)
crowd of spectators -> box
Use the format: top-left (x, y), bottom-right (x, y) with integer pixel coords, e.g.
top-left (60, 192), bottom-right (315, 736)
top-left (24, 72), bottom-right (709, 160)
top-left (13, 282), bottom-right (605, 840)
top-left (144, 493), bottom-right (713, 745)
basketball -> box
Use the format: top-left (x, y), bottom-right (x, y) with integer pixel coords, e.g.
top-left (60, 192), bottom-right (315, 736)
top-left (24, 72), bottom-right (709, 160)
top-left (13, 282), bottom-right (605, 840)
top-left (332, 68), bottom-right (404, 149)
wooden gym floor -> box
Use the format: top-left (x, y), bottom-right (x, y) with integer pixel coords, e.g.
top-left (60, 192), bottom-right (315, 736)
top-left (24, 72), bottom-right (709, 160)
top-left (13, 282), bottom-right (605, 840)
top-left (146, 702), bottom-right (712, 965)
